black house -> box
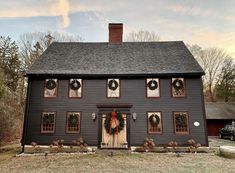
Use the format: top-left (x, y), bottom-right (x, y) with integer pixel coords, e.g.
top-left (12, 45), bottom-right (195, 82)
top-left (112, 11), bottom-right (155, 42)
top-left (22, 23), bottom-right (208, 149)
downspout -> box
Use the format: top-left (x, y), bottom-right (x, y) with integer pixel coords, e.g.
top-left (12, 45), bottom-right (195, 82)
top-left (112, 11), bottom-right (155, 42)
top-left (200, 77), bottom-right (208, 146)
top-left (21, 77), bottom-right (31, 153)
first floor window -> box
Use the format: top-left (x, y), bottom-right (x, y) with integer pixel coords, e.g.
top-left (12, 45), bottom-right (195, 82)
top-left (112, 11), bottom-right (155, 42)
top-left (147, 112), bottom-right (163, 134)
top-left (41, 112), bottom-right (56, 133)
top-left (44, 79), bottom-right (58, 97)
top-left (173, 112), bottom-right (189, 134)
top-left (66, 112), bottom-right (80, 133)
top-left (107, 79), bottom-right (120, 98)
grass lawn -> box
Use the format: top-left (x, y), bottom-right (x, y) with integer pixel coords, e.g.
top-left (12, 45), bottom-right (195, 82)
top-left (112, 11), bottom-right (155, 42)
top-left (0, 137), bottom-right (235, 173)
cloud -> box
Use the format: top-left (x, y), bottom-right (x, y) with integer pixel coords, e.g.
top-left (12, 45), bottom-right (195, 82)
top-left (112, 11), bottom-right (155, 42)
top-left (56, 0), bottom-right (70, 28)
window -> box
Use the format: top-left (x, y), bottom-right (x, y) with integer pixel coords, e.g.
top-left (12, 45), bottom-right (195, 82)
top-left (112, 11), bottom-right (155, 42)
top-left (41, 112), bottom-right (56, 133)
top-left (44, 79), bottom-right (58, 97)
top-left (147, 112), bottom-right (163, 134)
top-left (172, 78), bottom-right (186, 97)
top-left (66, 112), bottom-right (80, 133)
top-left (68, 79), bottom-right (82, 98)
top-left (107, 79), bottom-right (120, 98)
top-left (173, 112), bottom-right (189, 134)
top-left (146, 78), bottom-right (160, 98)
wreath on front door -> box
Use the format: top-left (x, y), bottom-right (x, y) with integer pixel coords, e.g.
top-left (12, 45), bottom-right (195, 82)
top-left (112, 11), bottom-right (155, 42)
top-left (149, 114), bottom-right (160, 127)
top-left (147, 80), bottom-right (158, 90)
top-left (108, 79), bottom-right (119, 91)
top-left (104, 111), bottom-right (124, 135)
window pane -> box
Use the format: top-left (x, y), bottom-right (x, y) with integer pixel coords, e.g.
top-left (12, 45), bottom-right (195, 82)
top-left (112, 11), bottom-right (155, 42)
top-left (41, 112), bottom-right (55, 133)
top-left (44, 79), bottom-right (57, 97)
top-left (172, 78), bottom-right (185, 97)
top-left (107, 79), bottom-right (120, 98)
top-left (147, 112), bottom-right (163, 134)
top-left (174, 112), bottom-right (189, 134)
top-left (146, 78), bottom-right (160, 97)
top-left (66, 112), bottom-right (80, 133)
top-left (69, 79), bottom-right (82, 98)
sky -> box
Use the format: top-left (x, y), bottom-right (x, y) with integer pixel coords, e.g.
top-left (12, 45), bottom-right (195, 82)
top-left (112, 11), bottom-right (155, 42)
top-left (0, 0), bottom-right (235, 55)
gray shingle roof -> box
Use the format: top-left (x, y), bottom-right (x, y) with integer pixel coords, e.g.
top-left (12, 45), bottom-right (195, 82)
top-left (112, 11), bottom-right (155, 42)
top-left (206, 102), bottom-right (235, 119)
top-left (26, 41), bottom-right (204, 76)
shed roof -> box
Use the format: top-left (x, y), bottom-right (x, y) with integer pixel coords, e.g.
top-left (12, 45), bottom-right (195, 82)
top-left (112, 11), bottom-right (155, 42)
top-left (27, 41), bottom-right (204, 76)
top-left (206, 102), bottom-right (235, 120)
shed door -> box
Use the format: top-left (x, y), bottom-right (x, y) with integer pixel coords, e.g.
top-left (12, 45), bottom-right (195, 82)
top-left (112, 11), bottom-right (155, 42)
top-left (100, 113), bottom-right (128, 148)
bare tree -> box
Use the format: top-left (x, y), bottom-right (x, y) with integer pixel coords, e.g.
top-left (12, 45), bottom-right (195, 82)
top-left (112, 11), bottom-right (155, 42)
top-left (125, 30), bottom-right (160, 42)
top-left (19, 31), bottom-right (83, 70)
top-left (215, 58), bottom-right (235, 102)
top-left (188, 45), bottom-right (230, 101)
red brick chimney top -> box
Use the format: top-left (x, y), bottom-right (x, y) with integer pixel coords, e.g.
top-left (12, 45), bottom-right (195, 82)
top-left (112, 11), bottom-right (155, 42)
top-left (109, 23), bottom-right (123, 44)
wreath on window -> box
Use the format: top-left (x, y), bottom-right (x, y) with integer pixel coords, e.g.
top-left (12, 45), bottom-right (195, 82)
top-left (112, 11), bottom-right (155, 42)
top-left (108, 79), bottom-right (119, 91)
top-left (104, 111), bottom-right (124, 135)
top-left (46, 79), bottom-right (57, 90)
top-left (68, 113), bottom-right (79, 125)
top-left (149, 114), bottom-right (160, 127)
top-left (175, 114), bottom-right (187, 126)
top-left (70, 79), bottom-right (81, 90)
top-left (172, 79), bottom-right (184, 90)
top-left (43, 113), bottom-right (54, 124)
top-left (147, 80), bottom-right (158, 90)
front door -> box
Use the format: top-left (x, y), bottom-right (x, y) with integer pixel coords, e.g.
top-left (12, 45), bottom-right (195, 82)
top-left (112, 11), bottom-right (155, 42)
top-left (100, 112), bottom-right (128, 148)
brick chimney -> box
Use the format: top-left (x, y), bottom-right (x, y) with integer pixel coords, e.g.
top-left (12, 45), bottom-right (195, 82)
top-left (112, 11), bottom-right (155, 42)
top-left (109, 23), bottom-right (123, 44)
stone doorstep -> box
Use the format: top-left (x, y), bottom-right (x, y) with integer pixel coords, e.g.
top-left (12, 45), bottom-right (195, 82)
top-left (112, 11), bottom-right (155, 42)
top-left (23, 145), bottom-right (218, 154)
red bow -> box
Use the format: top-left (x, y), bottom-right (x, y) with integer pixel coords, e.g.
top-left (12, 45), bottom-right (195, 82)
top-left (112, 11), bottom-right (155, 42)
top-left (109, 111), bottom-right (119, 135)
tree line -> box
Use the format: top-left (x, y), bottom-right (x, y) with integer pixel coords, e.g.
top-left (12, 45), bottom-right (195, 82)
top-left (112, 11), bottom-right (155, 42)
top-left (0, 30), bottom-right (234, 145)
top-left (0, 31), bottom-right (82, 145)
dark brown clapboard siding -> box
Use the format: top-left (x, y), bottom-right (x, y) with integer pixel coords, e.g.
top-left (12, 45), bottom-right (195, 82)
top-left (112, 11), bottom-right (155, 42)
top-left (24, 77), bottom-right (207, 146)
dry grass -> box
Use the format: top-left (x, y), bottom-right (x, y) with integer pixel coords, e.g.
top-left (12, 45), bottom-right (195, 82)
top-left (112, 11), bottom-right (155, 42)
top-left (0, 149), bottom-right (235, 173)
top-left (0, 138), bottom-right (235, 173)
top-left (209, 137), bottom-right (235, 147)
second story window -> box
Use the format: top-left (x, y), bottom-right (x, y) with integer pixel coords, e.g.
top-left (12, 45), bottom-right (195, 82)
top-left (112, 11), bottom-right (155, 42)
top-left (172, 78), bottom-right (186, 97)
top-left (107, 79), bottom-right (120, 98)
top-left (44, 79), bottom-right (57, 98)
top-left (69, 79), bottom-right (82, 98)
top-left (146, 78), bottom-right (160, 98)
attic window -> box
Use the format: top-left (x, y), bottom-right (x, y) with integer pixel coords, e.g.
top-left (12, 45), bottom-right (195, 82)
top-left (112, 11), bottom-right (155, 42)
top-left (147, 112), bottom-right (163, 134)
top-left (172, 78), bottom-right (186, 97)
top-left (173, 112), bottom-right (189, 134)
top-left (41, 112), bottom-right (56, 133)
top-left (146, 78), bottom-right (160, 98)
top-left (44, 79), bottom-right (58, 97)
top-left (107, 79), bottom-right (120, 98)
top-left (68, 79), bottom-right (82, 98)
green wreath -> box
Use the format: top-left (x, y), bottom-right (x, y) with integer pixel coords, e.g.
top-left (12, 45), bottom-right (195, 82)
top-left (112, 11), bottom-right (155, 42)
top-left (176, 114), bottom-right (187, 126)
top-left (149, 114), bottom-right (160, 127)
top-left (104, 111), bottom-right (124, 134)
top-left (70, 79), bottom-right (81, 90)
top-left (108, 80), bottom-right (119, 91)
top-left (68, 113), bottom-right (79, 125)
top-left (43, 113), bottom-right (54, 124)
top-left (147, 80), bottom-right (158, 90)
top-left (46, 79), bottom-right (57, 90)
top-left (172, 79), bottom-right (184, 90)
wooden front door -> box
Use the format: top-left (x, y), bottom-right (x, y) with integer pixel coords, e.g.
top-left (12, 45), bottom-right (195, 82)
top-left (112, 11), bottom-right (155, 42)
top-left (100, 113), bottom-right (128, 148)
